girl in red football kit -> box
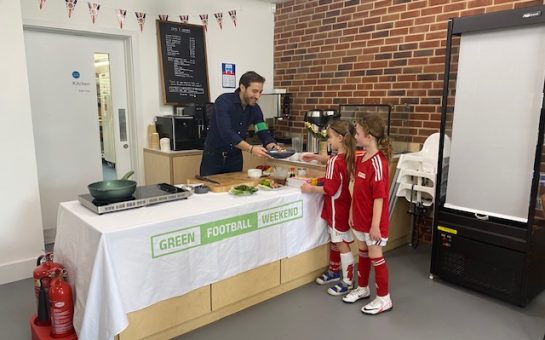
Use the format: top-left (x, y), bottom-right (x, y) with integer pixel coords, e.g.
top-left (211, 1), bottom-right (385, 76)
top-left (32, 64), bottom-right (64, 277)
top-left (342, 115), bottom-right (393, 315)
top-left (301, 120), bottom-right (356, 295)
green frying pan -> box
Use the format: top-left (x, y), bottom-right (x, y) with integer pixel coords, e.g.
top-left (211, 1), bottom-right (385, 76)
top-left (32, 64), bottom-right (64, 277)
top-left (88, 171), bottom-right (136, 201)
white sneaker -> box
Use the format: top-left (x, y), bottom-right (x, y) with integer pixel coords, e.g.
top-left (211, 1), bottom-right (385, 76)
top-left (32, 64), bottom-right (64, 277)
top-left (342, 286), bottom-right (370, 303)
top-left (361, 294), bottom-right (393, 315)
top-left (327, 281), bottom-right (352, 296)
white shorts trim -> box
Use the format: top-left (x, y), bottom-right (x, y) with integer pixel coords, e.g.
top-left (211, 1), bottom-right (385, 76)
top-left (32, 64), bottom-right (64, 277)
top-left (352, 230), bottom-right (388, 246)
top-left (329, 226), bottom-right (353, 243)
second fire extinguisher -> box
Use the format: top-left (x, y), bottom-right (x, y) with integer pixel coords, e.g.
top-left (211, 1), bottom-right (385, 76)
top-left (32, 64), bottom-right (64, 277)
top-left (33, 253), bottom-right (64, 304)
top-left (48, 269), bottom-right (75, 338)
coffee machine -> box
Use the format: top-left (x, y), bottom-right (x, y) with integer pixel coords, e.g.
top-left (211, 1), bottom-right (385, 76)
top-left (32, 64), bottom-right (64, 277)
top-left (154, 104), bottom-right (209, 150)
top-left (304, 110), bottom-right (323, 153)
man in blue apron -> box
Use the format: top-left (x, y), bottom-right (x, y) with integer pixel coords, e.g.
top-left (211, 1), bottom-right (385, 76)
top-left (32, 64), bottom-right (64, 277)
top-left (200, 71), bottom-right (278, 176)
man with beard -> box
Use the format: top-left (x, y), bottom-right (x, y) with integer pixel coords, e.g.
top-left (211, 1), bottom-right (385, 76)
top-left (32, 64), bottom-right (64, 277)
top-left (200, 71), bottom-right (278, 176)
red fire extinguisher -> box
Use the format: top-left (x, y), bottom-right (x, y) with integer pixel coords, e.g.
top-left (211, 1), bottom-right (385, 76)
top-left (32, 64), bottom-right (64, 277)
top-left (33, 253), bottom-right (64, 322)
top-left (48, 269), bottom-right (75, 338)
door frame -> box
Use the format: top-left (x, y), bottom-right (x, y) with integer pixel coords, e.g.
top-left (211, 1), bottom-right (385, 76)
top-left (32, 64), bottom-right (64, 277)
top-left (23, 20), bottom-right (143, 184)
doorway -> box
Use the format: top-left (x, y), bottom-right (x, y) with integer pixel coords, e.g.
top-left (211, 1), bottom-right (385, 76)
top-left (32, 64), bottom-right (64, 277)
top-left (24, 28), bottom-right (136, 237)
top-left (95, 53), bottom-right (117, 180)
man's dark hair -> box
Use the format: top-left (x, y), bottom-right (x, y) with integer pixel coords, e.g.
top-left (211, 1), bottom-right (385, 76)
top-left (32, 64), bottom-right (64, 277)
top-left (239, 71), bottom-right (265, 88)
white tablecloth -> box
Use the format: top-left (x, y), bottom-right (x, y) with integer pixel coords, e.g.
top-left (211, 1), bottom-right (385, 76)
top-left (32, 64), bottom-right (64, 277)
top-left (54, 188), bottom-right (328, 340)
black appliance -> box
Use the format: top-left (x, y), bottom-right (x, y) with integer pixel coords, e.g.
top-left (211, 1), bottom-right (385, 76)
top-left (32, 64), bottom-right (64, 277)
top-left (303, 110), bottom-right (324, 127)
top-left (430, 6), bottom-right (545, 306)
top-left (78, 183), bottom-right (191, 214)
top-left (155, 112), bottom-right (207, 150)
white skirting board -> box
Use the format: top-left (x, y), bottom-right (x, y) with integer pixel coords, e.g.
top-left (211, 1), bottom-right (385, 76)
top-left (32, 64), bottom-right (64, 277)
top-left (0, 256), bottom-right (39, 285)
top-left (43, 228), bottom-right (56, 245)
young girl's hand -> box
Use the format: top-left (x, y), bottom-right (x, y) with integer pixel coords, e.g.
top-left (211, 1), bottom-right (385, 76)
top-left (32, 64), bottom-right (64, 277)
top-left (300, 183), bottom-right (314, 193)
top-left (369, 225), bottom-right (381, 241)
top-left (301, 153), bottom-right (316, 162)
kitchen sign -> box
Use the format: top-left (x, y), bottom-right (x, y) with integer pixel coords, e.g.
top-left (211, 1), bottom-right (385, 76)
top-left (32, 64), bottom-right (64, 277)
top-left (150, 200), bottom-right (303, 258)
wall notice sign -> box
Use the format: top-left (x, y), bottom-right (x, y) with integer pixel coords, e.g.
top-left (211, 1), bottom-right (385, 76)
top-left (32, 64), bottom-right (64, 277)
top-left (222, 63), bottom-right (236, 88)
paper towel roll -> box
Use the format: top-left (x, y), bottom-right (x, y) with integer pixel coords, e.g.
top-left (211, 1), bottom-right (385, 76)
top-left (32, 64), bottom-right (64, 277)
top-left (160, 138), bottom-right (171, 152)
top-left (150, 133), bottom-right (160, 150)
top-left (147, 124), bottom-right (157, 148)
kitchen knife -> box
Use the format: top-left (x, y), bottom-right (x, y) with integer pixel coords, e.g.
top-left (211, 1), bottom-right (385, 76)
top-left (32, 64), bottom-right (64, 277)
top-left (195, 175), bottom-right (221, 185)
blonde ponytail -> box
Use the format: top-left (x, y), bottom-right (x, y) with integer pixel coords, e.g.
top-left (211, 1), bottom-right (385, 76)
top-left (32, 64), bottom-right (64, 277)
top-left (378, 135), bottom-right (392, 162)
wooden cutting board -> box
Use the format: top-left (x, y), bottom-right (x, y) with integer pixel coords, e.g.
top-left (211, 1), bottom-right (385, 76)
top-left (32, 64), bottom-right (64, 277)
top-left (187, 172), bottom-right (260, 192)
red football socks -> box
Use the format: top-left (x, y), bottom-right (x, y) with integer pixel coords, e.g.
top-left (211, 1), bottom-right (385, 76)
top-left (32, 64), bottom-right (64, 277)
top-left (358, 250), bottom-right (371, 287)
top-left (371, 256), bottom-right (389, 296)
top-left (329, 243), bottom-right (341, 272)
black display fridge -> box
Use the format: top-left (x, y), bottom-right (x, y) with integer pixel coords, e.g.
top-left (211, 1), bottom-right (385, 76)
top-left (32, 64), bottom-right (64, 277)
top-left (430, 6), bottom-right (545, 306)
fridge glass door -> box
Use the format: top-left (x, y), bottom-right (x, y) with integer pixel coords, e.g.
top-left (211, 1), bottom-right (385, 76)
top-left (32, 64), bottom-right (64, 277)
top-left (444, 25), bottom-right (545, 222)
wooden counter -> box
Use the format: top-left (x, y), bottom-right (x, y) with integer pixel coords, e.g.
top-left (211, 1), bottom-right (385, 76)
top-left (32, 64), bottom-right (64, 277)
top-left (118, 251), bottom-right (327, 340)
top-left (143, 148), bottom-right (203, 185)
top-left (143, 148), bottom-right (266, 185)
top-left (130, 149), bottom-right (411, 339)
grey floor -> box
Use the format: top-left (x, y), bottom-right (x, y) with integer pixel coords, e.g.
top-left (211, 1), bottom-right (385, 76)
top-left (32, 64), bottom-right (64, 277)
top-left (2, 246), bottom-right (544, 340)
top-left (177, 246), bottom-right (545, 340)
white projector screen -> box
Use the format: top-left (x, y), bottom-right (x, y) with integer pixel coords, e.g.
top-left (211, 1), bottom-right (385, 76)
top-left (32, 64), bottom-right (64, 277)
top-left (444, 25), bottom-right (545, 222)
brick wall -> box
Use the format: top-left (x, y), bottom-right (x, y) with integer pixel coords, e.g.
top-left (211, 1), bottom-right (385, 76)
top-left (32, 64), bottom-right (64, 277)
top-left (416, 215), bottom-right (433, 245)
top-left (273, 0), bottom-right (544, 144)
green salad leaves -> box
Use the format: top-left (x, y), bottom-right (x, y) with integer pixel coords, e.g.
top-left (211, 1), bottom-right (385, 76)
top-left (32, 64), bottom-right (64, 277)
top-left (230, 185), bottom-right (258, 196)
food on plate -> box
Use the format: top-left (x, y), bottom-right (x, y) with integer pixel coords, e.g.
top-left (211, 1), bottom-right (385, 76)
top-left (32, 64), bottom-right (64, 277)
top-left (256, 164), bottom-right (272, 176)
top-left (269, 147), bottom-right (288, 153)
top-left (230, 185), bottom-right (258, 196)
top-left (259, 178), bottom-right (284, 189)
top-left (267, 149), bottom-right (296, 159)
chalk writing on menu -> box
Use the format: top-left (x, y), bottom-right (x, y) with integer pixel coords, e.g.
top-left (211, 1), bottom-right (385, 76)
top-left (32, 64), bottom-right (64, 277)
top-left (157, 21), bottom-right (210, 105)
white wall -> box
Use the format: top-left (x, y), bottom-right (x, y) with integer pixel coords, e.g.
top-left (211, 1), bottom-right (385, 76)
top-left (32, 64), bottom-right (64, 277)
top-left (0, 0), bottom-right (45, 284)
top-left (21, 0), bottom-right (275, 183)
top-left (0, 0), bottom-right (274, 283)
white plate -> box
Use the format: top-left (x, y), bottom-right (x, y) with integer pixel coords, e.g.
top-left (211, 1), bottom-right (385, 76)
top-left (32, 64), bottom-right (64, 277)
top-left (257, 184), bottom-right (286, 191)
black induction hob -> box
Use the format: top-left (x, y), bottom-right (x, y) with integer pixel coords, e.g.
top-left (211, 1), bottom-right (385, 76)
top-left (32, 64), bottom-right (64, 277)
top-left (78, 183), bottom-right (191, 214)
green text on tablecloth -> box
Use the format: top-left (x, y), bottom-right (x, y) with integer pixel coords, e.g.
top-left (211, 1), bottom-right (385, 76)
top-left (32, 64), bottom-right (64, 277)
top-left (150, 200), bottom-right (303, 258)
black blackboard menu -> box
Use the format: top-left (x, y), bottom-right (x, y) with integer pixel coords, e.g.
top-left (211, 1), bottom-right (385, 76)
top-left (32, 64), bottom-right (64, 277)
top-left (157, 20), bottom-right (210, 105)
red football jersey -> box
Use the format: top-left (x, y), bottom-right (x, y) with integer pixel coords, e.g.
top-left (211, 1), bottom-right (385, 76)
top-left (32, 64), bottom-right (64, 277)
top-left (352, 151), bottom-right (389, 236)
top-left (320, 154), bottom-right (351, 232)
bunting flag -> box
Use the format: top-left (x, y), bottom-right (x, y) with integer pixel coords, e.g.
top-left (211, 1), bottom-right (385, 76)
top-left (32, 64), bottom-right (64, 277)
top-left (228, 10), bottom-right (237, 28)
top-left (116, 9), bottom-right (127, 29)
top-left (88, 3), bottom-right (100, 24)
top-left (37, 3), bottom-right (243, 32)
top-left (199, 14), bottom-right (208, 32)
top-left (65, 0), bottom-right (78, 18)
top-left (135, 12), bottom-right (146, 32)
top-left (214, 12), bottom-right (223, 30)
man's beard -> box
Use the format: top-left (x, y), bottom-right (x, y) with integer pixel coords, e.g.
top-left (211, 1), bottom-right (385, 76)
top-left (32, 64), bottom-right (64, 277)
top-left (245, 94), bottom-right (257, 106)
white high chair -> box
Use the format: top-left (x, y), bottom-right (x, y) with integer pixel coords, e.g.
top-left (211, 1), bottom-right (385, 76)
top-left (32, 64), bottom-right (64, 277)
top-left (395, 133), bottom-right (450, 206)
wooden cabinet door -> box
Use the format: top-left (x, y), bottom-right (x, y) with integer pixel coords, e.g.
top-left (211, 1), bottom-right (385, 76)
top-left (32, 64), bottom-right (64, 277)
top-left (173, 154), bottom-right (202, 184)
top-left (144, 151), bottom-right (172, 184)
